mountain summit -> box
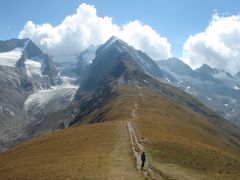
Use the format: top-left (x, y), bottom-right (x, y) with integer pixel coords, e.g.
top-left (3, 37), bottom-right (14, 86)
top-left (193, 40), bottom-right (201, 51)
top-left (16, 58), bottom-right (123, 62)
top-left (81, 36), bottom-right (163, 90)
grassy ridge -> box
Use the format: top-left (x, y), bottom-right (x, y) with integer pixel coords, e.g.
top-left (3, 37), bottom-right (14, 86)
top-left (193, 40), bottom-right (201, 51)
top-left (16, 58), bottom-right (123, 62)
top-left (0, 120), bottom-right (142, 179)
top-left (126, 85), bottom-right (240, 179)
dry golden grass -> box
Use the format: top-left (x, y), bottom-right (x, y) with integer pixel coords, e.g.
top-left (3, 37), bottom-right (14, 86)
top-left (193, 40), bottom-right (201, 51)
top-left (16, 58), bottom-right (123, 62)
top-left (123, 85), bottom-right (240, 180)
top-left (0, 120), bottom-right (142, 179)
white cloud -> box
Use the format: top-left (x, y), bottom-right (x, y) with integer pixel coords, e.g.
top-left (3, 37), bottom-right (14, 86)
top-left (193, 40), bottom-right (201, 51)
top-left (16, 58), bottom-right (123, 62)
top-left (119, 21), bottom-right (171, 60)
top-left (19, 3), bottom-right (171, 61)
top-left (183, 14), bottom-right (240, 74)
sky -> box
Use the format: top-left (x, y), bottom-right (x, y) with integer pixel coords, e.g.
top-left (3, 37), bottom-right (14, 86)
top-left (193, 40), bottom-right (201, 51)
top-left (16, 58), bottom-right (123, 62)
top-left (1, 0), bottom-right (240, 74)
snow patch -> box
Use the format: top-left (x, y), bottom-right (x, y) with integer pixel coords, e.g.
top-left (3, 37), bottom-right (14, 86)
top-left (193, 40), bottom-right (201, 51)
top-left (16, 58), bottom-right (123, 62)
top-left (224, 103), bottom-right (228, 107)
top-left (24, 76), bottom-right (78, 111)
top-left (234, 85), bottom-right (240, 90)
top-left (166, 78), bottom-right (171, 83)
top-left (60, 76), bottom-right (78, 88)
top-left (0, 48), bottom-right (22, 67)
top-left (207, 97), bottom-right (212, 101)
top-left (25, 59), bottom-right (42, 77)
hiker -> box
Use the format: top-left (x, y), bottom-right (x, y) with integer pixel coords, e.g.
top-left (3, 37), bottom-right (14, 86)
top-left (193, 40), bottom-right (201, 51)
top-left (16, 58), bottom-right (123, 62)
top-left (141, 151), bottom-right (146, 170)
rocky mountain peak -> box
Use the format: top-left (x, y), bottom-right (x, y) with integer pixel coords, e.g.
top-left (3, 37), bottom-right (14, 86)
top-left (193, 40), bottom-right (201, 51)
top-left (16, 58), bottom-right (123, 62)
top-left (80, 37), bottom-right (163, 90)
top-left (157, 57), bottom-right (196, 77)
top-left (196, 64), bottom-right (216, 74)
top-left (0, 38), bottom-right (30, 53)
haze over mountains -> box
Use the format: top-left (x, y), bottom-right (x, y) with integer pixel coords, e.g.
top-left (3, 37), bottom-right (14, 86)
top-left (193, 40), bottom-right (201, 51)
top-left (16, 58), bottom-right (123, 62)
top-left (0, 36), bottom-right (240, 179)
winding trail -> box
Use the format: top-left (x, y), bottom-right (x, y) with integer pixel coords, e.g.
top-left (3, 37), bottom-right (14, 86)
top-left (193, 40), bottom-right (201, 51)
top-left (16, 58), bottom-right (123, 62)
top-left (127, 101), bottom-right (165, 180)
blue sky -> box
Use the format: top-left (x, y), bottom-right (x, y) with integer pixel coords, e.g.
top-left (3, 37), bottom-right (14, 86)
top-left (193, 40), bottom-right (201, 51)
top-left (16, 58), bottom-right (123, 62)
top-left (0, 0), bottom-right (240, 58)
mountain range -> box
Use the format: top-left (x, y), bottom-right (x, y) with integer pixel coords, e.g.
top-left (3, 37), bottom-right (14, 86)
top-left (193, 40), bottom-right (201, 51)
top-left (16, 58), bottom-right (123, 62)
top-left (0, 36), bottom-right (240, 179)
top-left (157, 57), bottom-right (240, 127)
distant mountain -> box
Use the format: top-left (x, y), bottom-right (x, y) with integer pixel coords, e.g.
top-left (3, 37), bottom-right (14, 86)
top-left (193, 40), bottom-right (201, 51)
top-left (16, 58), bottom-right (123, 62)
top-left (157, 58), bottom-right (240, 127)
top-left (0, 38), bottom-right (30, 52)
top-left (0, 38), bottom-right (60, 86)
top-left (196, 64), bottom-right (234, 82)
top-left (75, 45), bottom-right (98, 78)
top-left (157, 57), bottom-right (197, 77)
top-left (0, 38), bottom-right (62, 150)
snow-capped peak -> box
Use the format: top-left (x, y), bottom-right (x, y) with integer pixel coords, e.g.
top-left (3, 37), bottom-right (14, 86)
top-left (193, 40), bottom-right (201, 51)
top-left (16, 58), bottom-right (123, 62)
top-left (25, 59), bottom-right (42, 77)
top-left (0, 48), bottom-right (23, 67)
top-left (101, 36), bottom-right (120, 49)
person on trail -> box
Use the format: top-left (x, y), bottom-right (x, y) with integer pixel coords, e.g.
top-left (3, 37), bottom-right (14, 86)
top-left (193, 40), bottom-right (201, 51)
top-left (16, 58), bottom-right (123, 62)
top-left (141, 151), bottom-right (146, 170)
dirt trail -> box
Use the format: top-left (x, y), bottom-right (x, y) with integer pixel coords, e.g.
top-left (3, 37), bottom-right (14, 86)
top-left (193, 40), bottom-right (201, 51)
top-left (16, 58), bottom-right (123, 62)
top-left (127, 102), bottom-right (165, 180)
top-left (135, 84), bottom-right (145, 101)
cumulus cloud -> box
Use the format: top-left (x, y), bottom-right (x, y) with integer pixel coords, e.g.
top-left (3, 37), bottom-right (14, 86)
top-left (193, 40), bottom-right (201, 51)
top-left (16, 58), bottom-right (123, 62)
top-left (19, 3), bottom-right (171, 61)
top-left (119, 21), bottom-right (171, 60)
top-left (183, 14), bottom-right (240, 74)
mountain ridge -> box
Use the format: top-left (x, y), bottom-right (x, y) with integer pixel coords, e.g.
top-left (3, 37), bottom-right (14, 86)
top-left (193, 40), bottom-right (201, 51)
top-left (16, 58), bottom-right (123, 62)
top-left (157, 57), bottom-right (240, 127)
